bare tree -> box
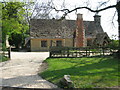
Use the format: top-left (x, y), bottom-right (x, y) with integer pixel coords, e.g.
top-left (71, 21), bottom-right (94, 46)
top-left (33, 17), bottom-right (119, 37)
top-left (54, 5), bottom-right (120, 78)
top-left (23, 0), bottom-right (55, 35)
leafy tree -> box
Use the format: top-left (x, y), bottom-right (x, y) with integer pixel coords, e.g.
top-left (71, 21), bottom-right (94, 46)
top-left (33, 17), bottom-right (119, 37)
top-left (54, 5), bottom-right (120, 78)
top-left (2, 1), bottom-right (29, 49)
top-left (1, 0), bottom-right (54, 49)
top-left (9, 33), bottom-right (22, 49)
top-left (108, 40), bottom-right (119, 48)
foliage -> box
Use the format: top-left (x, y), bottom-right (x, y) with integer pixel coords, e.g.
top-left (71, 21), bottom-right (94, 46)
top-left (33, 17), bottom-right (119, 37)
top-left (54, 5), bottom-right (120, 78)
top-left (2, 1), bottom-right (29, 49)
top-left (40, 57), bottom-right (119, 88)
top-left (107, 40), bottom-right (119, 48)
top-left (1, 1), bottom-right (53, 49)
top-left (0, 54), bottom-right (9, 62)
top-left (2, 43), bottom-right (7, 51)
top-left (8, 33), bottom-right (22, 48)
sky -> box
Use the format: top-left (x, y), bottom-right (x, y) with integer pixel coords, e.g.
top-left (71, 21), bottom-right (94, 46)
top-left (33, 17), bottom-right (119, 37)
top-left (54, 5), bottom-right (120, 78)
top-left (1, 0), bottom-right (118, 39)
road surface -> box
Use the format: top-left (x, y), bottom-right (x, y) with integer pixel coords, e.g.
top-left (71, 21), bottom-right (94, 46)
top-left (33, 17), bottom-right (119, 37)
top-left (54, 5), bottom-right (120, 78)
top-left (0, 52), bottom-right (57, 89)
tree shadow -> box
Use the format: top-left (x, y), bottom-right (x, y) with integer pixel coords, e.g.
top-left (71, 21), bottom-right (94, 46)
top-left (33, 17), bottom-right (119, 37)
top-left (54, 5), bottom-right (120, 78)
top-left (40, 57), bottom-right (119, 86)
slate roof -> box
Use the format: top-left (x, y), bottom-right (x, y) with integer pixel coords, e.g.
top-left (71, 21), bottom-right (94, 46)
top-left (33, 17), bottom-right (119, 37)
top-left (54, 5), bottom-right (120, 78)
top-left (84, 21), bottom-right (104, 38)
top-left (30, 19), bottom-right (104, 39)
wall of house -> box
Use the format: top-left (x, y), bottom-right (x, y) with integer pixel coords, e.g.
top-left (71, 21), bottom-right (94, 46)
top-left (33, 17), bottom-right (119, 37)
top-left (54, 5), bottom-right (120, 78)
top-left (64, 38), bottom-right (74, 47)
top-left (31, 39), bottom-right (41, 51)
top-left (30, 38), bottom-right (73, 51)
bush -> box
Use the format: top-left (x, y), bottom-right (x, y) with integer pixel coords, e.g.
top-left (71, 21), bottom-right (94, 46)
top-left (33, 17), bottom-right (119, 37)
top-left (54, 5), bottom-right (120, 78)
top-left (107, 40), bottom-right (119, 48)
top-left (2, 43), bottom-right (7, 51)
top-left (0, 54), bottom-right (9, 62)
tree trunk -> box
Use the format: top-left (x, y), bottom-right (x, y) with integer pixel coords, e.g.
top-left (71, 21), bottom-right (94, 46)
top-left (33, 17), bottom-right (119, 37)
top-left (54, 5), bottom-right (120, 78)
top-left (116, 1), bottom-right (120, 58)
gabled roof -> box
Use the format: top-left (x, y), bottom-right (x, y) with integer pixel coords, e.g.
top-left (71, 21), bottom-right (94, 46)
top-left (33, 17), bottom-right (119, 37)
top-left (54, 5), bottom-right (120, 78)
top-left (84, 21), bottom-right (104, 38)
top-left (30, 19), bottom-right (104, 38)
top-left (93, 32), bottom-right (110, 45)
top-left (30, 19), bottom-right (76, 38)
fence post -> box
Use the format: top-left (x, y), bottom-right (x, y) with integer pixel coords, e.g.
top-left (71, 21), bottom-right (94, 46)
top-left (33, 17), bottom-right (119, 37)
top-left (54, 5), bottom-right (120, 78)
top-left (49, 47), bottom-right (52, 57)
top-left (89, 47), bottom-right (90, 56)
top-left (49, 51), bottom-right (51, 57)
top-left (102, 47), bottom-right (105, 56)
top-left (76, 48), bottom-right (78, 57)
top-left (8, 46), bottom-right (11, 59)
top-left (86, 47), bottom-right (87, 56)
top-left (67, 47), bottom-right (69, 57)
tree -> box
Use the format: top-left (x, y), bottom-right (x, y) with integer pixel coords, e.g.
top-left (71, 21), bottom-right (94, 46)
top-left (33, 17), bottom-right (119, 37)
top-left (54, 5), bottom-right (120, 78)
top-left (23, 1), bottom-right (54, 34)
top-left (1, 0), bottom-right (55, 49)
top-left (116, 0), bottom-right (120, 48)
top-left (2, 1), bottom-right (29, 49)
top-left (108, 39), bottom-right (119, 48)
top-left (9, 33), bottom-right (23, 49)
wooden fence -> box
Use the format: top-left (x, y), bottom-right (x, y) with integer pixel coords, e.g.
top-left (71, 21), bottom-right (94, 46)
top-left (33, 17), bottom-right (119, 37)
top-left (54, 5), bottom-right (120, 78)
top-left (49, 47), bottom-right (118, 58)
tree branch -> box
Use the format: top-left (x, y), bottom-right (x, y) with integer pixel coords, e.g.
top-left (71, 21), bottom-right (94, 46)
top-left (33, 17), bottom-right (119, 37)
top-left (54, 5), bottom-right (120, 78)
top-left (53, 4), bottom-right (116, 18)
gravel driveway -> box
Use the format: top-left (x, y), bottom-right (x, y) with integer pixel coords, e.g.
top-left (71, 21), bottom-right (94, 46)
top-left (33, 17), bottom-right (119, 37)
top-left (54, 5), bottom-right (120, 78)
top-left (0, 52), bottom-right (57, 88)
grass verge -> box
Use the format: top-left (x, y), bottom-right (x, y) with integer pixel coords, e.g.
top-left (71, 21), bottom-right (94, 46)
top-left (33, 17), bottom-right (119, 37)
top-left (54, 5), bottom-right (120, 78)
top-left (40, 56), bottom-right (119, 88)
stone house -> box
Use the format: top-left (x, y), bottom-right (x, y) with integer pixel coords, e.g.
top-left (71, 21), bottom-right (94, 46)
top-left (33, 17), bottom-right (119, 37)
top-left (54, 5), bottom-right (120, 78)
top-left (29, 14), bottom-right (110, 51)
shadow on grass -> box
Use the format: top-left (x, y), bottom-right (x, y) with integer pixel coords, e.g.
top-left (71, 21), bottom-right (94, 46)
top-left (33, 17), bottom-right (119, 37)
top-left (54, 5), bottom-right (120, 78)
top-left (40, 57), bottom-right (119, 87)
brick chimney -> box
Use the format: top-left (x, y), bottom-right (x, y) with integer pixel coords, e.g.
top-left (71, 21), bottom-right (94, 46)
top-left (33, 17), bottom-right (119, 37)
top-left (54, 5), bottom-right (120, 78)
top-left (75, 14), bottom-right (85, 47)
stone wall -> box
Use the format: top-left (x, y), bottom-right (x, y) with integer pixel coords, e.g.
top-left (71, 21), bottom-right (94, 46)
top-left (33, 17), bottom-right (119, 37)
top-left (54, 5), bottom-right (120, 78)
top-left (64, 38), bottom-right (74, 47)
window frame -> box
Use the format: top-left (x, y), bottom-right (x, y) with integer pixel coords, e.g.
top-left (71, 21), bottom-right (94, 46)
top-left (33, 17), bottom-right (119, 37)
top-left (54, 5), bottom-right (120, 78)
top-left (56, 40), bottom-right (62, 47)
top-left (41, 40), bottom-right (47, 47)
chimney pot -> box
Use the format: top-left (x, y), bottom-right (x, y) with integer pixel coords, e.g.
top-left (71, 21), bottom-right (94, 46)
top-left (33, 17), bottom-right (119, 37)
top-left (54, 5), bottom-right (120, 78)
top-left (94, 15), bottom-right (101, 25)
top-left (77, 14), bottom-right (83, 19)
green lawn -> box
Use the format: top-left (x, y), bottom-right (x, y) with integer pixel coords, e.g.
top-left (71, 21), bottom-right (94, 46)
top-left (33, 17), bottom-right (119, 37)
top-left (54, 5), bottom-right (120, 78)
top-left (0, 54), bottom-right (9, 62)
top-left (40, 56), bottom-right (119, 88)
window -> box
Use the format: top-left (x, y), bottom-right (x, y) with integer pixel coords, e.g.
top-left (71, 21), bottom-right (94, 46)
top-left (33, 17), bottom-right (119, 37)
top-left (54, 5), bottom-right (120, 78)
top-left (87, 40), bottom-right (92, 46)
top-left (56, 40), bottom-right (62, 47)
top-left (41, 40), bottom-right (47, 47)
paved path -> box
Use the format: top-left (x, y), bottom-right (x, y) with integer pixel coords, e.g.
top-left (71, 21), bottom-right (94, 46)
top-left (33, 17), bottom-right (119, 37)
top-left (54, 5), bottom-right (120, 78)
top-left (0, 52), bottom-right (57, 88)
